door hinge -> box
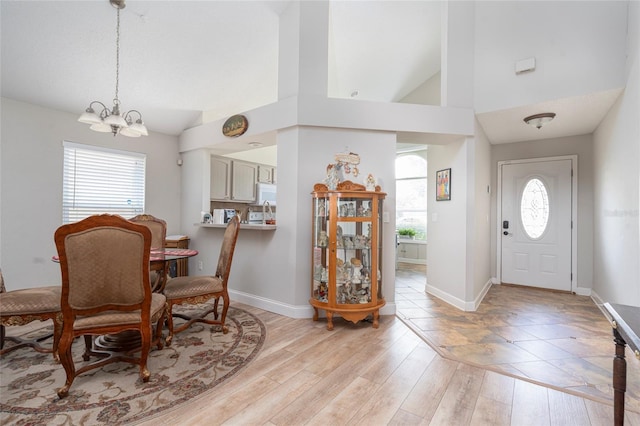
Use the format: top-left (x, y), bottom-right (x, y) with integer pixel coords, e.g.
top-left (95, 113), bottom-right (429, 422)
top-left (571, 273), bottom-right (573, 281)
top-left (571, 169), bottom-right (574, 177)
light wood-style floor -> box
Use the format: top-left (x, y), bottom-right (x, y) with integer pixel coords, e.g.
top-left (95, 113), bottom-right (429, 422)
top-left (135, 270), bottom-right (640, 426)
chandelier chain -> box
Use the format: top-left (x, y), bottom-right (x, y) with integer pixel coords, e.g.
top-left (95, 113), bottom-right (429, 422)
top-left (114, 7), bottom-right (120, 104)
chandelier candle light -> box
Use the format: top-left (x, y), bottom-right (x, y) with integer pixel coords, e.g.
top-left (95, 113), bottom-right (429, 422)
top-left (78, 0), bottom-right (148, 137)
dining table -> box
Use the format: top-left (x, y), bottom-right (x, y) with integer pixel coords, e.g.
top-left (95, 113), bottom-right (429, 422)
top-left (148, 248), bottom-right (199, 293)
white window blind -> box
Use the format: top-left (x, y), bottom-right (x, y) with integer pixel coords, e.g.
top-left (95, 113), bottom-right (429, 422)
top-left (63, 141), bottom-right (146, 224)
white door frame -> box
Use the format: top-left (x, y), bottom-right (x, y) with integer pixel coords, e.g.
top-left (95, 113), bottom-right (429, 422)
top-left (496, 155), bottom-right (578, 292)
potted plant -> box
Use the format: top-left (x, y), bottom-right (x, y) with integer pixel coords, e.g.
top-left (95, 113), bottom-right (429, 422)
top-left (397, 228), bottom-right (416, 239)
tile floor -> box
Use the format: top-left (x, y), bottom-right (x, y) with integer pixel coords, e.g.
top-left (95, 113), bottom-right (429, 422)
top-left (394, 263), bottom-right (640, 412)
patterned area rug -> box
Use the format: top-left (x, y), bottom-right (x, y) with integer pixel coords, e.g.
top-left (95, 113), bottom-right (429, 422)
top-left (0, 305), bottom-right (266, 425)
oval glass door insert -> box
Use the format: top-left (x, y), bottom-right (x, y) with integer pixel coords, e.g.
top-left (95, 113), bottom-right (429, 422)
top-left (520, 178), bottom-right (549, 239)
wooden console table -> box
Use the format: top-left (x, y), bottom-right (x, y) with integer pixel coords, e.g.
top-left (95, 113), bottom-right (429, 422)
top-left (165, 235), bottom-right (190, 277)
top-left (603, 302), bottom-right (640, 426)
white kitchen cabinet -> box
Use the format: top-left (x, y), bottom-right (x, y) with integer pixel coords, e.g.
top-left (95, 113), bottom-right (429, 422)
top-left (397, 240), bottom-right (427, 264)
top-left (231, 160), bottom-right (257, 202)
top-left (210, 156), bottom-right (231, 200)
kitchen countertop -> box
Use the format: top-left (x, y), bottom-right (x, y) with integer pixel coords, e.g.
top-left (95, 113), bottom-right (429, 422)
top-left (195, 223), bottom-right (276, 230)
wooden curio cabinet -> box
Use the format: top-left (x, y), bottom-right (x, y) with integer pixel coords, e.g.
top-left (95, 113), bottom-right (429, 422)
top-left (310, 181), bottom-right (386, 330)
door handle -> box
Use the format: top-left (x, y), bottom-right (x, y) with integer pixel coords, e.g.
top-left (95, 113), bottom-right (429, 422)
top-left (503, 231), bottom-right (512, 236)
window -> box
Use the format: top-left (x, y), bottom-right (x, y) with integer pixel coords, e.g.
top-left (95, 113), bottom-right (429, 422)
top-left (63, 141), bottom-right (146, 224)
top-left (395, 153), bottom-right (427, 240)
top-left (520, 177), bottom-right (550, 239)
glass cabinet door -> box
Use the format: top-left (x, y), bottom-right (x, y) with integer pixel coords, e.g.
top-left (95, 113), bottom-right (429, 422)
top-left (334, 196), bottom-right (374, 305)
top-left (312, 197), bottom-right (329, 303)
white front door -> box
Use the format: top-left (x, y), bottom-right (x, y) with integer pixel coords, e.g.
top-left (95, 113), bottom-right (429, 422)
top-left (500, 159), bottom-right (572, 291)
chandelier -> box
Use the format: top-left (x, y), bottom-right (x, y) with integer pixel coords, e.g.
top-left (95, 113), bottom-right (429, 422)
top-left (78, 0), bottom-right (148, 137)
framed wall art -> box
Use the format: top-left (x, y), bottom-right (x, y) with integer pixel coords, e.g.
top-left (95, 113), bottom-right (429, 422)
top-left (436, 168), bottom-right (451, 201)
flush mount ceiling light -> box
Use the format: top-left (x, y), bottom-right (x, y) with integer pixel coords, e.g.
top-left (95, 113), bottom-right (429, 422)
top-left (523, 112), bottom-right (556, 130)
top-left (78, 0), bottom-right (148, 137)
top-left (249, 142), bottom-right (263, 148)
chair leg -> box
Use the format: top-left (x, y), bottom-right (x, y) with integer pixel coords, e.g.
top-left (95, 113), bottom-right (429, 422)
top-left (57, 330), bottom-right (76, 399)
top-left (165, 302), bottom-right (175, 347)
top-left (153, 308), bottom-right (165, 350)
top-left (0, 324), bottom-right (4, 350)
top-left (213, 296), bottom-right (220, 320)
top-left (52, 315), bottom-right (62, 362)
top-left (218, 292), bottom-right (229, 334)
top-left (82, 335), bottom-right (93, 361)
top-left (139, 324), bottom-right (151, 383)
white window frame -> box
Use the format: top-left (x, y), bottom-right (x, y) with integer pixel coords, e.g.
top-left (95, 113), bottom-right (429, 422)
top-left (62, 141), bottom-right (146, 224)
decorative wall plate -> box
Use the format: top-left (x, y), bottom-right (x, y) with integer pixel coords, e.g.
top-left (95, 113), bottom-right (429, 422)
top-left (222, 114), bottom-right (248, 137)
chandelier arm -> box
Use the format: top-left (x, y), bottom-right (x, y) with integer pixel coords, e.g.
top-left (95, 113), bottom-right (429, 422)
top-left (123, 109), bottom-right (143, 121)
top-left (88, 101), bottom-right (109, 118)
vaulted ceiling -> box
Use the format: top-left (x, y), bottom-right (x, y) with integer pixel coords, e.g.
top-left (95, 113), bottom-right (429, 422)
top-left (1, 1), bottom-right (622, 145)
top-left (2, 1), bottom-right (440, 136)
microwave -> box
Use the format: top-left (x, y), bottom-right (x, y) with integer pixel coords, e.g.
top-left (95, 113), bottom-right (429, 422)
top-left (256, 183), bottom-right (276, 206)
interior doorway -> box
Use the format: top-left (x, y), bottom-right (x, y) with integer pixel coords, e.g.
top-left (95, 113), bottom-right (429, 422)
top-left (395, 147), bottom-right (428, 282)
top-left (497, 156), bottom-right (577, 292)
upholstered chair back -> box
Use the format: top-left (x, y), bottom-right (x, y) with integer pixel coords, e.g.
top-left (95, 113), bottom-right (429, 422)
top-left (55, 215), bottom-right (152, 311)
top-left (216, 215), bottom-right (240, 281)
top-left (130, 214), bottom-right (166, 250)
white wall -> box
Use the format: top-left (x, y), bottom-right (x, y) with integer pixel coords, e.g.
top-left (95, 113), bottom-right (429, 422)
top-left (425, 127), bottom-right (491, 310)
top-left (0, 97), bottom-right (182, 290)
top-left (400, 72), bottom-right (441, 106)
top-left (469, 121), bottom-right (492, 300)
top-left (474, 1), bottom-right (628, 113)
top-left (441, 0), bottom-right (475, 109)
top-left (592, 38), bottom-right (640, 304)
top-left (490, 135), bottom-right (595, 291)
top-left (426, 137), bottom-right (468, 304)
top-left (181, 125), bottom-right (397, 318)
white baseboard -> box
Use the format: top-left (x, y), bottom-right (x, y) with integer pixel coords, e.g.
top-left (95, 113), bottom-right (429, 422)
top-left (590, 290), bottom-right (605, 307)
top-left (397, 258), bottom-right (427, 265)
top-left (471, 279), bottom-right (493, 311)
top-left (230, 289), bottom-right (397, 319)
top-left (230, 289), bottom-right (313, 318)
top-left (425, 279), bottom-right (493, 312)
top-left (574, 287), bottom-right (592, 296)
top-left (425, 284), bottom-right (466, 311)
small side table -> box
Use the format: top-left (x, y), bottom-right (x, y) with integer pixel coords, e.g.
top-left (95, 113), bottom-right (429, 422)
top-left (603, 302), bottom-right (640, 426)
top-left (165, 235), bottom-right (190, 277)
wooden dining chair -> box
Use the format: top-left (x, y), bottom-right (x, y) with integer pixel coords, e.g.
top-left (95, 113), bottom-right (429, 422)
top-left (130, 214), bottom-right (168, 292)
top-left (129, 214), bottom-right (167, 249)
top-left (163, 215), bottom-right (240, 345)
top-left (0, 268), bottom-right (62, 360)
top-left (54, 214), bottom-right (166, 398)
